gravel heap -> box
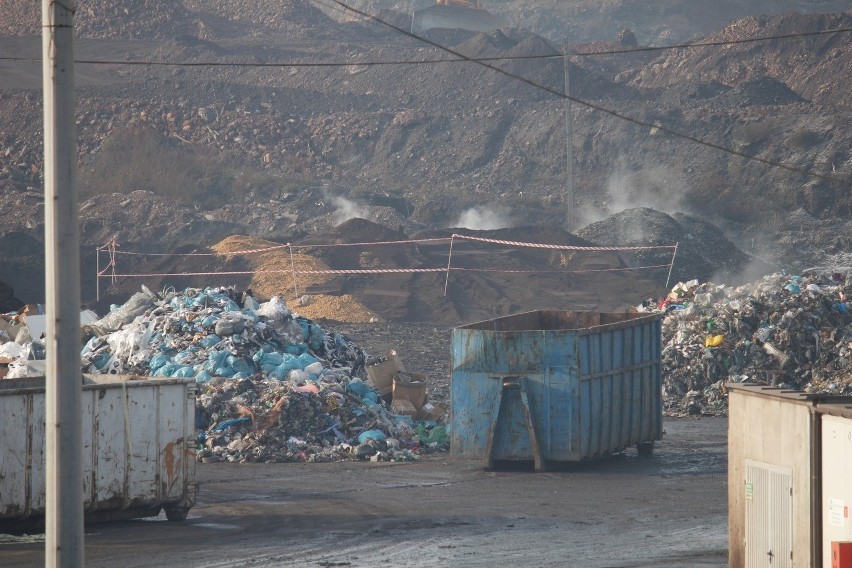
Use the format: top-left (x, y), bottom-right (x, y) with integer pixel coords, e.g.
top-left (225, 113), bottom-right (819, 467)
top-left (638, 270), bottom-right (852, 416)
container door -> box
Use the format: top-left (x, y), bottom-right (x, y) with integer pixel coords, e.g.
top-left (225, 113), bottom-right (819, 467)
top-left (744, 460), bottom-right (792, 568)
top-left (821, 415), bottom-right (852, 568)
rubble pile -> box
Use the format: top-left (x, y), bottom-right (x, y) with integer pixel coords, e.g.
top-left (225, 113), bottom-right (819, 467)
top-left (639, 270), bottom-right (852, 416)
top-left (61, 285), bottom-right (444, 462)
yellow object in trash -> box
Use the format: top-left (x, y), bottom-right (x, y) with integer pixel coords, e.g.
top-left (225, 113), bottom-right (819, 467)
top-left (705, 335), bottom-right (725, 347)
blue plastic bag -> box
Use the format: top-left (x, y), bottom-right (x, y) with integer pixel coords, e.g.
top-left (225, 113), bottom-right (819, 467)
top-left (358, 429), bottom-right (387, 444)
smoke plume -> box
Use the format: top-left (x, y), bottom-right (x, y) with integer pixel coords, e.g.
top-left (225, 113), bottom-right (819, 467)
top-left (455, 205), bottom-right (512, 230)
top-left (331, 195), bottom-right (371, 226)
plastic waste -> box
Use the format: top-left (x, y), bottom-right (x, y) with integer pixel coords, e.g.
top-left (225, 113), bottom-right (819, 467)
top-left (417, 424), bottom-right (448, 446)
top-left (94, 287), bottom-right (157, 331)
top-left (358, 429), bottom-right (387, 444)
top-left (636, 270), bottom-right (852, 416)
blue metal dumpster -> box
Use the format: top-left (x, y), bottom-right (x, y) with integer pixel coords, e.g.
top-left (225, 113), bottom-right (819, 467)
top-left (451, 310), bottom-right (662, 469)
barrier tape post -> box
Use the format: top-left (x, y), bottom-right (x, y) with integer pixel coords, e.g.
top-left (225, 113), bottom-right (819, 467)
top-left (665, 242), bottom-right (679, 290)
top-left (109, 239), bottom-right (118, 284)
top-left (288, 244), bottom-right (299, 298)
top-left (95, 245), bottom-right (100, 302)
top-left (444, 235), bottom-right (455, 297)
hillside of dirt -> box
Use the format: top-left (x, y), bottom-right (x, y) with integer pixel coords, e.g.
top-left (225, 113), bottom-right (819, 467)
top-left (1, 2), bottom-right (850, 319)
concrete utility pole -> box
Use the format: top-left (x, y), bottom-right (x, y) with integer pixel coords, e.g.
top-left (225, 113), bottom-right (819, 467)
top-left (563, 41), bottom-right (575, 233)
top-left (42, 0), bottom-right (84, 566)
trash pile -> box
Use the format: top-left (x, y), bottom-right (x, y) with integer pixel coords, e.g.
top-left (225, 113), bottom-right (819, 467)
top-left (0, 303), bottom-right (47, 378)
top-left (638, 270), bottom-right (852, 416)
top-left (2, 285), bottom-right (448, 462)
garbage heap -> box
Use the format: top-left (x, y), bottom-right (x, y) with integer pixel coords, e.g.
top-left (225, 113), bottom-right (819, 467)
top-left (77, 285), bottom-right (447, 463)
top-left (637, 271), bottom-right (852, 416)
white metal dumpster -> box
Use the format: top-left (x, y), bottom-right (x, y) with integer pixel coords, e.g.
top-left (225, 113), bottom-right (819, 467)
top-left (0, 374), bottom-right (197, 523)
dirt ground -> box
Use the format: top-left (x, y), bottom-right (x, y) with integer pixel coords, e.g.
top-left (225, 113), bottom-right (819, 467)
top-left (1, 417), bottom-right (727, 568)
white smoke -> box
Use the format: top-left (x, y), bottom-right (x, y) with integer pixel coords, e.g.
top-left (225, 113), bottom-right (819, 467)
top-left (455, 206), bottom-right (512, 230)
top-left (331, 195), bottom-right (371, 225)
top-left (576, 158), bottom-right (689, 230)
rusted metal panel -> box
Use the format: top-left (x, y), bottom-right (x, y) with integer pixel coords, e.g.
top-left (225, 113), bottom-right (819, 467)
top-left (0, 375), bottom-right (196, 520)
top-left (451, 310), bottom-right (662, 464)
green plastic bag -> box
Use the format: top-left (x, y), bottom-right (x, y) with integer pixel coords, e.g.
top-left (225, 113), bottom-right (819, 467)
top-left (417, 424), bottom-right (448, 446)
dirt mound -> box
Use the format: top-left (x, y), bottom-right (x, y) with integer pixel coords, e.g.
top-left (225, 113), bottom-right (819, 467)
top-left (719, 75), bottom-right (805, 107)
top-left (629, 11), bottom-right (852, 108)
top-left (493, 0), bottom-right (852, 46)
top-left (294, 294), bottom-right (379, 323)
top-left (577, 207), bottom-right (771, 285)
top-left (211, 235), bottom-right (376, 322)
top-left (0, 0), bottom-right (347, 40)
top-left (212, 235), bottom-right (333, 296)
top-left (0, 0), bottom-right (189, 39)
top-left (183, 0), bottom-right (346, 39)
top-left (79, 190), bottom-right (237, 252)
top-left (457, 29), bottom-right (520, 56)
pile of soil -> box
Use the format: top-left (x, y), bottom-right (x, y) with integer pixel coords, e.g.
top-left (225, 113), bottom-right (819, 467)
top-left (629, 12), bottom-right (852, 108)
top-left (719, 76), bottom-right (805, 108)
top-left (211, 235), bottom-right (378, 322)
top-left (577, 207), bottom-right (772, 285)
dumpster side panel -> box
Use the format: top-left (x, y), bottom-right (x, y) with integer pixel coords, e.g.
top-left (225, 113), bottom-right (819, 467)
top-left (128, 386), bottom-right (160, 506)
top-left (159, 382), bottom-right (193, 502)
top-left (95, 386), bottom-right (129, 509)
top-left (0, 392), bottom-right (31, 517)
top-left (30, 393), bottom-right (46, 514)
top-left (540, 366), bottom-right (578, 461)
top-left (449, 369), bottom-right (504, 458)
top-left (81, 387), bottom-right (96, 508)
top-left (1, 377), bottom-right (195, 521)
top-left (577, 317), bottom-right (662, 457)
top-left (543, 332), bottom-right (580, 460)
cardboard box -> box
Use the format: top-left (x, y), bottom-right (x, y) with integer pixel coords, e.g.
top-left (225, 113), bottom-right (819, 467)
top-left (366, 350), bottom-right (405, 398)
top-left (392, 372), bottom-right (427, 410)
top-left (390, 398), bottom-right (418, 417)
top-left (417, 402), bottom-right (447, 422)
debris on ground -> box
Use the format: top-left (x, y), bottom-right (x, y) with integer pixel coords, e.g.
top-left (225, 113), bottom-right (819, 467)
top-left (1, 285), bottom-right (447, 462)
top-left (637, 270), bottom-right (852, 416)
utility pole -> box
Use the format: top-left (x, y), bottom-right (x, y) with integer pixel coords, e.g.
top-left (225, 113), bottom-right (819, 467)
top-left (43, 0), bottom-right (83, 566)
top-left (563, 40), bottom-right (575, 233)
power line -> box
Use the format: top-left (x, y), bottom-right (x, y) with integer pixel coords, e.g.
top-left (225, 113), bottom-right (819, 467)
top-left (0, 27), bottom-right (850, 67)
top-left (323, 0), bottom-right (851, 187)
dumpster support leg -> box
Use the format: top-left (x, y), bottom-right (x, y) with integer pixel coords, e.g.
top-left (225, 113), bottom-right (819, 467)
top-left (517, 379), bottom-right (545, 472)
top-left (482, 377), bottom-right (545, 472)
